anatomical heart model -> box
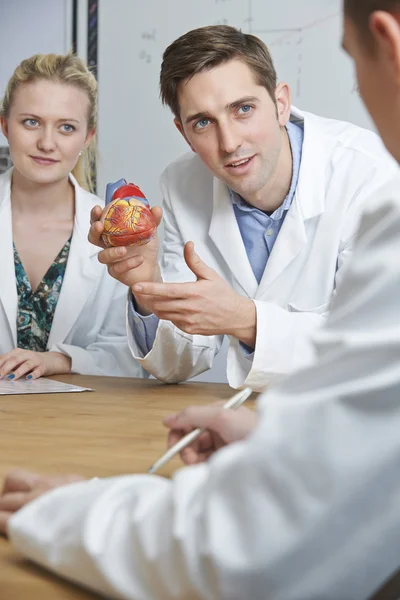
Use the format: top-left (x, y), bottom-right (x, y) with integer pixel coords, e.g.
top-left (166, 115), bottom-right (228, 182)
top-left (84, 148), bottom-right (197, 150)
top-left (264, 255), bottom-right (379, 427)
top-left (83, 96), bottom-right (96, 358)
top-left (101, 178), bottom-right (156, 247)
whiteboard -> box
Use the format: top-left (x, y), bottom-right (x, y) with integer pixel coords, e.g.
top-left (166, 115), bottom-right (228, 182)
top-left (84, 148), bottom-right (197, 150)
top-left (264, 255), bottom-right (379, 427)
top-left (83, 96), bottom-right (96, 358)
top-left (96, 0), bottom-right (371, 383)
top-left (97, 0), bottom-right (372, 206)
top-left (0, 0), bottom-right (71, 147)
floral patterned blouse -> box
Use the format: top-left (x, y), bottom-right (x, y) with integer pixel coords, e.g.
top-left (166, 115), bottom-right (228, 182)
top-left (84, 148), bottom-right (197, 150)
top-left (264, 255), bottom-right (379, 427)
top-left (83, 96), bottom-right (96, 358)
top-left (14, 238), bottom-right (72, 352)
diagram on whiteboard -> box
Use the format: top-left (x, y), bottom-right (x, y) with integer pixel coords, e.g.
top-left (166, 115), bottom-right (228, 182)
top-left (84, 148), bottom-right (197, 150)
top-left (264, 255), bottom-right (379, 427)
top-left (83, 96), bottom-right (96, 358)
top-left (250, 1), bottom-right (339, 97)
top-left (133, 0), bottom-right (363, 124)
top-left (211, 0), bottom-right (369, 126)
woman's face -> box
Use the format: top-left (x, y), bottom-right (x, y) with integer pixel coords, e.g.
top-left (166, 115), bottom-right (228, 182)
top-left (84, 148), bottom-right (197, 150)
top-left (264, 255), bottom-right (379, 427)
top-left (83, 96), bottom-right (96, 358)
top-left (1, 79), bottom-right (94, 185)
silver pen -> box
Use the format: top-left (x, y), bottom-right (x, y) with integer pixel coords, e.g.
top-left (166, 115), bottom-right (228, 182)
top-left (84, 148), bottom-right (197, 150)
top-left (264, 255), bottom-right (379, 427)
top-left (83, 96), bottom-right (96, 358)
top-left (148, 387), bottom-right (253, 474)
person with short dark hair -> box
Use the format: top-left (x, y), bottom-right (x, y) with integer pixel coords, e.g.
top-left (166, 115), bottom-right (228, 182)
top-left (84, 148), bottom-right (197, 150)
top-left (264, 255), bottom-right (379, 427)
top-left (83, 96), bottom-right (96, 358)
top-left (91, 25), bottom-right (399, 391)
top-left (2, 8), bottom-right (400, 598)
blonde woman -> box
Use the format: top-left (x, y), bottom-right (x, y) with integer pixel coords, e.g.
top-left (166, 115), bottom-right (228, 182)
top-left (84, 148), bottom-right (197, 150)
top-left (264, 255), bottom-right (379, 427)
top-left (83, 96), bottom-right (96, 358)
top-left (0, 52), bottom-right (144, 380)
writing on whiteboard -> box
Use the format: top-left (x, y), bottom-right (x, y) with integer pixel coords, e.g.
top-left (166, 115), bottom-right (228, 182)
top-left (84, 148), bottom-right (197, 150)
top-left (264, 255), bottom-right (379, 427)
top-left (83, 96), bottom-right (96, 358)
top-left (139, 28), bottom-right (157, 65)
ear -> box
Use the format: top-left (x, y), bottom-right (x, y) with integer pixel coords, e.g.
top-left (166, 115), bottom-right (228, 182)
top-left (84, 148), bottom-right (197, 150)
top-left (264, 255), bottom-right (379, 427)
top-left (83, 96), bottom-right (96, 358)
top-left (0, 117), bottom-right (9, 140)
top-left (370, 11), bottom-right (400, 82)
top-left (83, 127), bottom-right (96, 148)
top-left (274, 83), bottom-right (291, 127)
top-left (174, 117), bottom-right (196, 153)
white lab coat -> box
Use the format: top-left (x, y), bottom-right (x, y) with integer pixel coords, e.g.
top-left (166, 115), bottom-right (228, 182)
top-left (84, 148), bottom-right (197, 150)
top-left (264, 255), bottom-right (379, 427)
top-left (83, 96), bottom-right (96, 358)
top-left (8, 181), bottom-right (400, 599)
top-left (0, 169), bottom-right (144, 378)
top-left (127, 107), bottom-right (400, 391)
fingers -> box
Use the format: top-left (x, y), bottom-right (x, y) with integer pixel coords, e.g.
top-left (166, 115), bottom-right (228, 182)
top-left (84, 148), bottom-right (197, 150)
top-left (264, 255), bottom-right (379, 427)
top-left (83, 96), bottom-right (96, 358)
top-left (166, 424), bottom-right (200, 448)
top-left (164, 405), bottom-right (257, 445)
top-left (0, 491), bottom-right (29, 512)
top-left (0, 472), bottom-right (85, 535)
top-left (88, 207), bottom-right (105, 248)
top-left (97, 248), bottom-right (146, 286)
top-left (0, 350), bottom-right (44, 380)
top-left (0, 473), bottom-right (45, 536)
top-left (166, 428), bottom-right (215, 465)
top-left (151, 206), bottom-right (163, 227)
top-left (108, 255), bottom-right (145, 278)
top-left (132, 281), bottom-right (191, 298)
top-left (10, 359), bottom-right (45, 381)
top-left (179, 446), bottom-right (215, 465)
top-left (90, 205), bottom-right (103, 225)
top-left (0, 363), bottom-right (17, 378)
top-left (2, 469), bottom-right (41, 494)
top-left (183, 241), bottom-right (195, 266)
top-left (144, 311), bottom-right (204, 336)
top-left (183, 241), bottom-right (216, 281)
top-left (140, 302), bottom-right (186, 319)
top-left (0, 350), bottom-right (28, 379)
top-left (0, 350), bottom-right (20, 373)
top-left (27, 366), bottom-right (45, 380)
top-left (0, 486), bottom-right (50, 520)
top-left (2, 470), bottom-right (83, 496)
top-left (0, 511), bottom-right (11, 537)
top-left (97, 246), bottom-right (128, 265)
top-left (164, 405), bottom-right (224, 432)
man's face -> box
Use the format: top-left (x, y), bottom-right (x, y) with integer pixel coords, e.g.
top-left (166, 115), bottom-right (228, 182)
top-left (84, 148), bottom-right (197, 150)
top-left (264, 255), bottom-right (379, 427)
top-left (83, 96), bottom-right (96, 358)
top-left (343, 14), bottom-right (400, 161)
top-left (174, 59), bottom-right (291, 205)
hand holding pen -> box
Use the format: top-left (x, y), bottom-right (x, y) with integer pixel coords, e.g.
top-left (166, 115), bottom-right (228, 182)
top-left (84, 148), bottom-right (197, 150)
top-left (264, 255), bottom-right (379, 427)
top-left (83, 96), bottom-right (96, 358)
top-left (149, 388), bottom-right (256, 473)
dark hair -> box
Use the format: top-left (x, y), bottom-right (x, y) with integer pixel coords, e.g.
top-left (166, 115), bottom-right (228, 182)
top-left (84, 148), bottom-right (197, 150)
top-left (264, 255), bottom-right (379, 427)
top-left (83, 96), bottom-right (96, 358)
top-left (345, 0), bottom-right (400, 31)
top-left (160, 25), bottom-right (277, 118)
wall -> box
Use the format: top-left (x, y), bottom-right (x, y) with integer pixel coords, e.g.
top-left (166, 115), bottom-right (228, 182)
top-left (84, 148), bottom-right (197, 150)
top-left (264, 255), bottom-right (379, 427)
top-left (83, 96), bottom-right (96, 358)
top-left (0, 0), bottom-right (71, 149)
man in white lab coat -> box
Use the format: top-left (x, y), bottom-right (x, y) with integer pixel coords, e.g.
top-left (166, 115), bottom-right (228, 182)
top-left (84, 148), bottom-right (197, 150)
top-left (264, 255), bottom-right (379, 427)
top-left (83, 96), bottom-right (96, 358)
top-left (92, 25), bottom-right (399, 391)
top-left (1, 2), bottom-right (400, 598)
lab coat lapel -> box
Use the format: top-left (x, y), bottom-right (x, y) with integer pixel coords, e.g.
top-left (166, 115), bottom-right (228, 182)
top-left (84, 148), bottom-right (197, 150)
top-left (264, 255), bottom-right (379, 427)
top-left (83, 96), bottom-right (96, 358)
top-left (209, 177), bottom-right (258, 297)
top-left (47, 178), bottom-right (102, 347)
top-left (257, 109), bottom-right (326, 296)
top-left (0, 170), bottom-right (17, 345)
top-left (257, 193), bottom-right (307, 293)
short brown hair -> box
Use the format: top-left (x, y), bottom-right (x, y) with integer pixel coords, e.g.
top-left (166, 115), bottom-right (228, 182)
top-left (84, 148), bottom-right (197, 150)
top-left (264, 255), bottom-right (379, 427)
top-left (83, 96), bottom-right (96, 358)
top-left (345, 0), bottom-right (400, 32)
top-left (160, 25), bottom-right (277, 118)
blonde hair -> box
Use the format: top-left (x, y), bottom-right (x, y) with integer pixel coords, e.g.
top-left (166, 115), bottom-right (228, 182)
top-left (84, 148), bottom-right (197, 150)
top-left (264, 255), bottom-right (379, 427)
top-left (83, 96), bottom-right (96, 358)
top-left (0, 52), bottom-right (97, 192)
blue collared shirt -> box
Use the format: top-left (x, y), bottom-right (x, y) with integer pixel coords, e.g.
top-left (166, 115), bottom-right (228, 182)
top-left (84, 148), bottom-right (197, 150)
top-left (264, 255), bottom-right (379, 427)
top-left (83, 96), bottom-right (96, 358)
top-left (231, 120), bottom-right (303, 283)
top-left (129, 120), bottom-right (304, 356)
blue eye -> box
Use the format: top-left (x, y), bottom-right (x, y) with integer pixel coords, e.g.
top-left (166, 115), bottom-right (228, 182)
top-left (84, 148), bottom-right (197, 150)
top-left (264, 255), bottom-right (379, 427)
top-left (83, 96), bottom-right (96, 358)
top-left (23, 118), bottom-right (38, 127)
top-left (61, 124), bottom-right (75, 133)
top-left (238, 105), bottom-right (252, 115)
top-left (194, 118), bottom-right (211, 130)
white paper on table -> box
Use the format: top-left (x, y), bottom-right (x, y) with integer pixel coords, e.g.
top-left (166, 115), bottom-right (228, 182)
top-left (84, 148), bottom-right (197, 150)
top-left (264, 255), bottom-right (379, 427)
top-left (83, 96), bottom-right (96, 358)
top-left (0, 377), bottom-right (93, 395)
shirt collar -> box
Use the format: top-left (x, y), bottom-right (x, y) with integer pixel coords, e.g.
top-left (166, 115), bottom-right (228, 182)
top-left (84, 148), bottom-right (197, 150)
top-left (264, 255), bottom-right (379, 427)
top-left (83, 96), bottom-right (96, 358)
top-left (229, 120), bottom-right (304, 219)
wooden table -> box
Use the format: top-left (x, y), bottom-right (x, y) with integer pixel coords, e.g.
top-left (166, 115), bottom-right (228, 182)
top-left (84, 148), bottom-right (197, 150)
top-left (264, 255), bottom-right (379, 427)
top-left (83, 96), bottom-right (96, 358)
top-left (0, 374), bottom-right (241, 599)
